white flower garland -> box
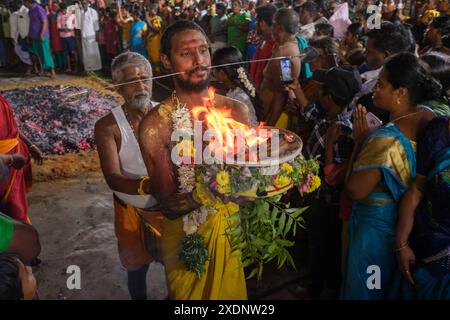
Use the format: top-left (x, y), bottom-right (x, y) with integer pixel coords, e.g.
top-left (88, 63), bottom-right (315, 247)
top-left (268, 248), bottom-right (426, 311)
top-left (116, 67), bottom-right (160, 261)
top-left (237, 66), bottom-right (256, 98)
top-left (172, 94), bottom-right (216, 235)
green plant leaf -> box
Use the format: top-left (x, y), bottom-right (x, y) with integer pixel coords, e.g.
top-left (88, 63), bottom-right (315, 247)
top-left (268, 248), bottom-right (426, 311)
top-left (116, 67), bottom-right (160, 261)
top-left (284, 217), bottom-right (293, 237)
top-left (278, 212), bottom-right (286, 236)
top-left (246, 267), bottom-right (259, 280)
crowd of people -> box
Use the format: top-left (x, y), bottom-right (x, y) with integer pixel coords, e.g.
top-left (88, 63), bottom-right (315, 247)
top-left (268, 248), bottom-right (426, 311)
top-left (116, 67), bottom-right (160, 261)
top-left (0, 0), bottom-right (449, 300)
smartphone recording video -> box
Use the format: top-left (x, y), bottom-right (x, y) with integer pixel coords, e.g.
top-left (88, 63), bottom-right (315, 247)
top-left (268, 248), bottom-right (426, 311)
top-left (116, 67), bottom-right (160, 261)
top-left (280, 58), bottom-right (294, 85)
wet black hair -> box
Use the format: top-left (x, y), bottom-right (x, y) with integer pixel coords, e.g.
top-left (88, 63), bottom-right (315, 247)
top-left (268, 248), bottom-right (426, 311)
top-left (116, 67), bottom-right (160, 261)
top-left (0, 253), bottom-right (23, 300)
top-left (215, 2), bottom-right (227, 12)
top-left (421, 52), bottom-right (450, 97)
top-left (232, 0), bottom-right (242, 7)
top-left (347, 22), bottom-right (365, 40)
top-left (160, 20), bottom-right (207, 58)
top-left (315, 23), bottom-right (334, 38)
top-left (347, 48), bottom-right (365, 67)
top-left (149, 3), bottom-right (159, 12)
top-left (309, 36), bottom-right (340, 64)
top-left (274, 8), bottom-right (299, 35)
top-left (255, 4), bottom-right (277, 27)
top-left (367, 22), bottom-right (415, 55)
top-left (212, 46), bottom-right (259, 112)
top-left (430, 15), bottom-right (450, 36)
top-left (300, 1), bottom-right (319, 17)
top-left (274, 2), bottom-right (285, 9)
top-left (384, 52), bottom-right (442, 104)
top-left (131, 8), bottom-right (145, 21)
top-left (356, 9), bottom-right (370, 21)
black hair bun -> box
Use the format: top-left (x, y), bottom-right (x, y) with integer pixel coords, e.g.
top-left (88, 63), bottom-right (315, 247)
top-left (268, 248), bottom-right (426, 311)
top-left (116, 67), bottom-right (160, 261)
top-left (420, 75), bottom-right (442, 102)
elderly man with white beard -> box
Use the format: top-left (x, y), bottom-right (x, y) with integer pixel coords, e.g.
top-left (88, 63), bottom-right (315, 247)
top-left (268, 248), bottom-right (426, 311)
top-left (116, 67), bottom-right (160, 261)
top-left (94, 52), bottom-right (164, 300)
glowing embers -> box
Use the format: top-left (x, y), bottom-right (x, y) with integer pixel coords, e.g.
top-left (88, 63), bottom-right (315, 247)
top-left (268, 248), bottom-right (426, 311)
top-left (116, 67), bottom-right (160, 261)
top-left (4, 85), bottom-right (119, 154)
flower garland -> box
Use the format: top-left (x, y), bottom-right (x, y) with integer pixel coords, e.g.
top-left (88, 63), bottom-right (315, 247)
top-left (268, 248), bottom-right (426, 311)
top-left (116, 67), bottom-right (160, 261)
top-left (237, 66), bottom-right (256, 98)
top-left (171, 92), bottom-right (215, 235)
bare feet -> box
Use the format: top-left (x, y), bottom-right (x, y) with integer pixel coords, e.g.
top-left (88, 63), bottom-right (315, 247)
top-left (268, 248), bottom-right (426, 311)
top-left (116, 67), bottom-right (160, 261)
top-left (44, 70), bottom-right (56, 78)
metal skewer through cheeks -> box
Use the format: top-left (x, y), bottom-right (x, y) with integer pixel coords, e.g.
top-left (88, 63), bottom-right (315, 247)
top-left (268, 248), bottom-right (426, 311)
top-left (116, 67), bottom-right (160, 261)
top-left (110, 52), bottom-right (311, 88)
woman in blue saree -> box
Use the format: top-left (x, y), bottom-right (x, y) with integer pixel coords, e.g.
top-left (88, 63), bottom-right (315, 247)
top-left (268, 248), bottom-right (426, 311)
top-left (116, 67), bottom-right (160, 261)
top-left (342, 52), bottom-right (439, 299)
top-left (129, 10), bottom-right (148, 58)
top-left (390, 115), bottom-right (450, 299)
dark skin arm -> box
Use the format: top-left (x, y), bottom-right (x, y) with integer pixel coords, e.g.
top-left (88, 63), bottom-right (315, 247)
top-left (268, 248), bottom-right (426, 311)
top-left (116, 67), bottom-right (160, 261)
top-left (139, 107), bottom-right (201, 220)
top-left (19, 132), bottom-right (44, 165)
top-left (0, 213), bottom-right (41, 263)
top-left (94, 114), bottom-right (151, 195)
top-left (345, 104), bottom-right (381, 200)
top-left (346, 169), bottom-right (381, 200)
top-left (395, 175), bottom-right (425, 285)
top-left (40, 15), bottom-right (48, 40)
top-left (287, 79), bottom-right (310, 109)
top-left (266, 44), bottom-right (301, 126)
top-left (325, 123), bottom-right (341, 165)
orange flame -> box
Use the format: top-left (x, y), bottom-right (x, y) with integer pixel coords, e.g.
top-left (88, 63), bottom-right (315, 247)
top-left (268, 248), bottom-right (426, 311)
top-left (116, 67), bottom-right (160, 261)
top-left (191, 88), bottom-right (270, 161)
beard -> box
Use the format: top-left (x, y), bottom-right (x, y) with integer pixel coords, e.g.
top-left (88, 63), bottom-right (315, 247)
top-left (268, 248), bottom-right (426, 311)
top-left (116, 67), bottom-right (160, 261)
top-left (130, 91), bottom-right (151, 110)
top-left (174, 68), bottom-right (212, 93)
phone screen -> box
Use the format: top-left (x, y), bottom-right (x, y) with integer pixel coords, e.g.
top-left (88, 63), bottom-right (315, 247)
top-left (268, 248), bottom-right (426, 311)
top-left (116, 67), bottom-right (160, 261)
top-left (280, 58), bottom-right (293, 84)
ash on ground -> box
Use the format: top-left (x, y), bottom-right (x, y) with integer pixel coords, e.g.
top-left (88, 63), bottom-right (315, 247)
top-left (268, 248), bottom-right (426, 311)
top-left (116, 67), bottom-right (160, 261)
top-left (3, 85), bottom-right (120, 154)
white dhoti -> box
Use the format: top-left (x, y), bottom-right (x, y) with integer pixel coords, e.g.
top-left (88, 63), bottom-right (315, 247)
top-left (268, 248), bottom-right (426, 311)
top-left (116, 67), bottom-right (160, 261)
top-left (81, 36), bottom-right (102, 72)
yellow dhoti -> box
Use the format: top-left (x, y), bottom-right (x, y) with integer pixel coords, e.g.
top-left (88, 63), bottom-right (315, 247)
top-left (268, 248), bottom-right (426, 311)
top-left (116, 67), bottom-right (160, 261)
top-left (113, 195), bottom-right (164, 271)
top-left (162, 208), bottom-right (247, 300)
top-left (275, 111), bottom-right (290, 129)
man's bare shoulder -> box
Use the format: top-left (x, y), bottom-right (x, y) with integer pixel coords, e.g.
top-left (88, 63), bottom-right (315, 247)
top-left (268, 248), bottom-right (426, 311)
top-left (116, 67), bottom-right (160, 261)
top-left (94, 110), bottom-right (118, 135)
top-left (282, 41), bottom-right (300, 55)
top-left (140, 98), bottom-right (175, 143)
top-left (142, 98), bottom-right (174, 124)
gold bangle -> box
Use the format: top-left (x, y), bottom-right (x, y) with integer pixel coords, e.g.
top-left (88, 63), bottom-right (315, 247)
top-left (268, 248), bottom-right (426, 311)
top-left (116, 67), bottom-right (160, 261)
top-left (394, 241), bottom-right (410, 252)
top-left (137, 176), bottom-right (150, 195)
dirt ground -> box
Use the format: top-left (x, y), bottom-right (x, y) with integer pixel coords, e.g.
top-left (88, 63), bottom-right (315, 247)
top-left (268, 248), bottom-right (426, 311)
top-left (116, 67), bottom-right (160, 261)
top-left (28, 176), bottom-right (168, 300)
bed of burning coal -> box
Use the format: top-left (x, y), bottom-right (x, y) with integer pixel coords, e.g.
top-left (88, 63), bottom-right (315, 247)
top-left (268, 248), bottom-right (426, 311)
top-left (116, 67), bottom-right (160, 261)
top-left (3, 85), bottom-right (120, 155)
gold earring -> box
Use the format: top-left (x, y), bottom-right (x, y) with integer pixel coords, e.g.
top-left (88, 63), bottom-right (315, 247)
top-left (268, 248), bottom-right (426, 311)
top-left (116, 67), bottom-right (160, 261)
top-left (396, 98), bottom-right (401, 106)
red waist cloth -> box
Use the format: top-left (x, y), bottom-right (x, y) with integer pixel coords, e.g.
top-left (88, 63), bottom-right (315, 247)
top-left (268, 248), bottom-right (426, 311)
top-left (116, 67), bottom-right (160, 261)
top-left (0, 95), bottom-right (32, 223)
top-left (250, 38), bottom-right (275, 90)
top-left (323, 163), bottom-right (352, 221)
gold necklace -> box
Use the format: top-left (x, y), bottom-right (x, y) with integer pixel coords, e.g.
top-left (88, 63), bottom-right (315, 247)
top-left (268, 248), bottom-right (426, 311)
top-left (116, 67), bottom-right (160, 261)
top-left (389, 109), bottom-right (423, 123)
top-left (171, 90), bottom-right (181, 106)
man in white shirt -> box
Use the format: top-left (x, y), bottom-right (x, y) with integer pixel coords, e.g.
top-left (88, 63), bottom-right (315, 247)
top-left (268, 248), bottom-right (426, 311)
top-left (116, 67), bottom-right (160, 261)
top-left (80, 0), bottom-right (101, 72)
top-left (9, 2), bottom-right (33, 70)
top-left (298, 1), bottom-right (319, 40)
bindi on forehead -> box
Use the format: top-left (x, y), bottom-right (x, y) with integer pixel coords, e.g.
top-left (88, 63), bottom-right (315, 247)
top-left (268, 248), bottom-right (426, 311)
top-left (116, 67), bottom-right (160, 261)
top-left (173, 31), bottom-right (207, 48)
top-left (124, 66), bottom-right (148, 77)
